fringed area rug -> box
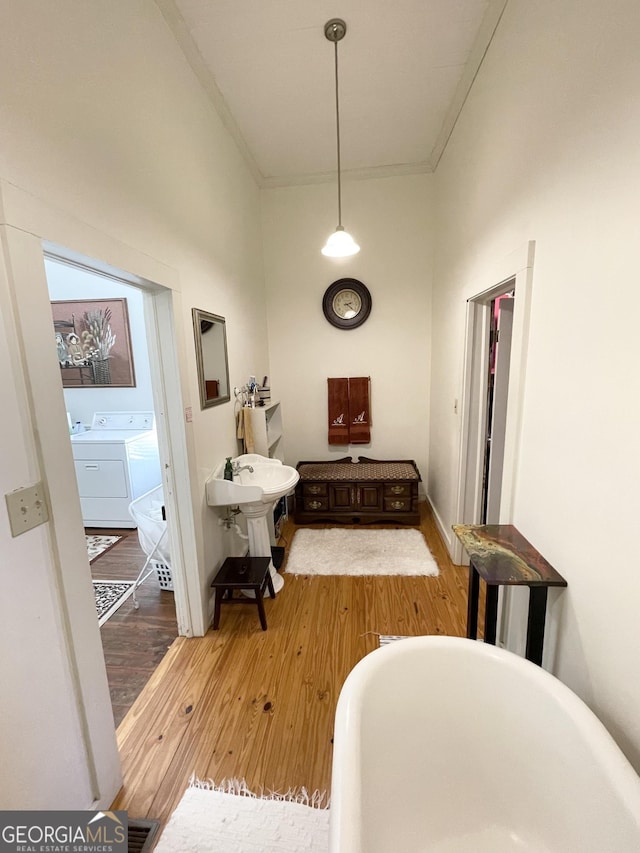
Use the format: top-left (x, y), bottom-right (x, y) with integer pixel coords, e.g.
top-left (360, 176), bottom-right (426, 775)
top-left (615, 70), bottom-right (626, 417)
top-left (86, 534), bottom-right (122, 564)
top-left (285, 528), bottom-right (439, 577)
top-left (93, 580), bottom-right (135, 626)
top-left (154, 778), bottom-right (329, 853)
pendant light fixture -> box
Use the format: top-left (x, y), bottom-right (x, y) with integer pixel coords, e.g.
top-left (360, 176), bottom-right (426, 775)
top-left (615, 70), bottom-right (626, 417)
top-left (321, 18), bottom-right (360, 258)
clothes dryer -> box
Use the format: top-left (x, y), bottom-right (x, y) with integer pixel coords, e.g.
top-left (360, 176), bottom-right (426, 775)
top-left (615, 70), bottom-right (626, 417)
top-left (70, 411), bottom-right (161, 527)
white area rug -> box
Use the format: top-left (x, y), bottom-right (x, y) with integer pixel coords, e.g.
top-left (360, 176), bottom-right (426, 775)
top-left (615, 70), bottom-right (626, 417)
top-left (93, 580), bottom-right (135, 626)
top-left (154, 779), bottom-right (329, 853)
top-left (86, 534), bottom-right (121, 564)
top-left (285, 528), bottom-right (439, 576)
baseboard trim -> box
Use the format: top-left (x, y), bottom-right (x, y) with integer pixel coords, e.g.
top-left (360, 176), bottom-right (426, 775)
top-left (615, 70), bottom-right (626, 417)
top-left (425, 494), bottom-right (452, 555)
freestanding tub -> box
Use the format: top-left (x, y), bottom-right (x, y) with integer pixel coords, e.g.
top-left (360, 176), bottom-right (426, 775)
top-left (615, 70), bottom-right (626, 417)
top-left (330, 636), bottom-right (640, 852)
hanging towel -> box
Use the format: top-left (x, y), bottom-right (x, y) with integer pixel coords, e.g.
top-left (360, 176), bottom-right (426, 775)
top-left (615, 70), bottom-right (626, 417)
top-left (237, 407), bottom-right (255, 453)
top-left (348, 376), bottom-right (371, 444)
top-left (328, 378), bottom-right (350, 445)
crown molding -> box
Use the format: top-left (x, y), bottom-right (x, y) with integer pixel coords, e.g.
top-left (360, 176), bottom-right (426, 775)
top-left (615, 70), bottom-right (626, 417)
top-left (261, 160), bottom-right (433, 190)
top-left (429, 0), bottom-right (509, 170)
top-left (154, 0), bottom-right (264, 187)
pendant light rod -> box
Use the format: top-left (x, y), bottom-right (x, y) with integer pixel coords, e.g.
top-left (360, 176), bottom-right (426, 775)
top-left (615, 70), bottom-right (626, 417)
top-left (325, 18), bottom-right (347, 229)
top-left (333, 35), bottom-right (342, 226)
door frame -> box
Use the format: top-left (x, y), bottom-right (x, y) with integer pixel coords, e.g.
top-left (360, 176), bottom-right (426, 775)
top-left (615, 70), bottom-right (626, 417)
top-left (43, 244), bottom-right (200, 638)
top-left (0, 178), bottom-right (201, 808)
top-left (452, 241), bottom-right (536, 565)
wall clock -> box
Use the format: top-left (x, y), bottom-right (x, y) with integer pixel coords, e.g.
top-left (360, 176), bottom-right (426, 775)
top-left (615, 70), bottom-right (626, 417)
top-left (322, 278), bottom-right (372, 329)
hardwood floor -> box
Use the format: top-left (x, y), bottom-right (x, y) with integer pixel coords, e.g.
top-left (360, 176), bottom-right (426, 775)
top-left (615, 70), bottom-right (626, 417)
top-left (111, 502), bottom-right (472, 827)
top-left (88, 527), bottom-right (178, 727)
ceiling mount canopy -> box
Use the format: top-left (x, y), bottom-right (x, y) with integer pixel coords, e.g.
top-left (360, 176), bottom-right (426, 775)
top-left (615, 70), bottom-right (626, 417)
top-left (321, 18), bottom-right (360, 258)
top-left (324, 16), bottom-right (346, 43)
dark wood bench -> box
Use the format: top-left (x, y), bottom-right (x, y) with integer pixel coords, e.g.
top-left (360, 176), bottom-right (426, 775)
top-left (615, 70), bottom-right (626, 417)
top-left (295, 457), bottom-right (421, 524)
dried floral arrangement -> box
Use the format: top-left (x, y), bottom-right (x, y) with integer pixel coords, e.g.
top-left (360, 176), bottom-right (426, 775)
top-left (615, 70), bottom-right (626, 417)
top-left (83, 307), bottom-right (116, 360)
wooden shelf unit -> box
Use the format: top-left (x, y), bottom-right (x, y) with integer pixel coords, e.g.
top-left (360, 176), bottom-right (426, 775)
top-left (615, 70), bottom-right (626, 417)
top-left (247, 401), bottom-right (284, 462)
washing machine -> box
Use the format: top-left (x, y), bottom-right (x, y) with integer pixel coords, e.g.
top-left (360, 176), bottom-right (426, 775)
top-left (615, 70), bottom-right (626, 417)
top-left (70, 411), bottom-right (162, 528)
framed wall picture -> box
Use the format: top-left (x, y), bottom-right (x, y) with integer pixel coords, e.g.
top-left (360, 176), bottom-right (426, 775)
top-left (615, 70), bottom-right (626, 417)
top-left (51, 297), bottom-right (136, 388)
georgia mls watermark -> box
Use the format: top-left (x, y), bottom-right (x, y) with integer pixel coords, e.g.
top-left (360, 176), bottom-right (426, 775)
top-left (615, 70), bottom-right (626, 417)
top-left (0, 811), bottom-right (127, 853)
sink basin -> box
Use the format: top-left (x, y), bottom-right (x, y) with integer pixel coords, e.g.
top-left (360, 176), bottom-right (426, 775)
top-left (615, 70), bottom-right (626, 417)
top-left (205, 476), bottom-right (263, 507)
top-left (206, 454), bottom-right (299, 508)
top-left (206, 453), bottom-right (299, 596)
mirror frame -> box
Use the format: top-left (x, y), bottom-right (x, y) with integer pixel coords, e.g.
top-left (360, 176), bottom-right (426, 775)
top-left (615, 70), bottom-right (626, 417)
top-left (192, 307), bottom-right (231, 409)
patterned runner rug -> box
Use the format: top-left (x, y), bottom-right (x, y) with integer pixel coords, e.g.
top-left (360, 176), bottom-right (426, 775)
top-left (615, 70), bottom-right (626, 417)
top-left (86, 534), bottom-right (122, 564)
top-left (93, 580), bottom-right (135, 626)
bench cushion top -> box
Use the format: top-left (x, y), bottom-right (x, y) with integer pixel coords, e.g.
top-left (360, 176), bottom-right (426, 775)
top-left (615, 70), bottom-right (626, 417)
top-left (297, 459), bottom-right (420, 482)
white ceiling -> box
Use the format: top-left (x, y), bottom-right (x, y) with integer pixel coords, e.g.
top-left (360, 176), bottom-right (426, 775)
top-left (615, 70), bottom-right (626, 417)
top-left (156, 0), bottom-right (507, 187)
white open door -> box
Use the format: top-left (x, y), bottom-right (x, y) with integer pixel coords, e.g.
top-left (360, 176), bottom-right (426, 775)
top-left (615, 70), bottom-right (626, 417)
top-left (485, 297), bottom-right (514, 522)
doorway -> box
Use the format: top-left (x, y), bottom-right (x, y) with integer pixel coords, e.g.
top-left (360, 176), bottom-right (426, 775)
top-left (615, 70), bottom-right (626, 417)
top-left (45, 255), bottom-right (179, 725)
top-left (456, 278), bottom-right (518, 536)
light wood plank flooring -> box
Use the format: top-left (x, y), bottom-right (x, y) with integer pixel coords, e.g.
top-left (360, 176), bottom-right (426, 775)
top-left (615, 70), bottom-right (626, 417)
top-left (111, 503), bottom-right (470, 827)
top-left (88, 528), bottom-right (178, 726)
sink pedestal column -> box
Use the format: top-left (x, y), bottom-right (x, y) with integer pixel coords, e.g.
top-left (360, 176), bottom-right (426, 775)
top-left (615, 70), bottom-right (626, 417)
top-left (243, 503), bottom-right (284, 594)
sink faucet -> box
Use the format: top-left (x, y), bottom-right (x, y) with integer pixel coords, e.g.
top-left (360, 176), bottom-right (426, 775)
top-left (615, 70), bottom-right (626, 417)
top-left (232, 461), bottom-right (254, 475)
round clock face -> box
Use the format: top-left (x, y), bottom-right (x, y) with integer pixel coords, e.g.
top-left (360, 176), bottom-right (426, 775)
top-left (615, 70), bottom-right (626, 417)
top-left (332, 288), bottom-right (362, 319)
top-left (322, 278), bottom-right (372, 329)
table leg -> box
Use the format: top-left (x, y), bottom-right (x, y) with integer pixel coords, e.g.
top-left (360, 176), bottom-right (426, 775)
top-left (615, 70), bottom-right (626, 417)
top-left (212, 587), bottom-right (223, 630)
top-left (467, 565), bottom-right (480, 639)
top-left (526, 586), bottom-right (548, 666)
top-left (266, 573), bottom-right (276, 599)
top-left (255, 589), bottom-right (268, 631)
top-left (484, 584), bottom-right (499, 645)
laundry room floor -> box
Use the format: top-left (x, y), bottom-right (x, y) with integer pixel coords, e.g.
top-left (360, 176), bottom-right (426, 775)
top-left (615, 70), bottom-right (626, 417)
top-left (87, 527), bottom-right (178, 727)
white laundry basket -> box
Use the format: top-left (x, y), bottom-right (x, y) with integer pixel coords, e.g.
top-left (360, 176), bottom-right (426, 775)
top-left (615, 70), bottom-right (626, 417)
top-left (129, 485), bottom-right (173, 591)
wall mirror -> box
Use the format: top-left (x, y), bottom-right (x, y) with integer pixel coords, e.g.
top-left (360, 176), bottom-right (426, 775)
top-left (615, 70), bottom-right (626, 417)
top-left (192, 308), bottom-right (230, 408)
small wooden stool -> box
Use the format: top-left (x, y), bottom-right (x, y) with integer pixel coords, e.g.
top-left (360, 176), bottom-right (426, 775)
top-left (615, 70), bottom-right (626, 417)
top-left (211, 556), bottom-right (275, 631)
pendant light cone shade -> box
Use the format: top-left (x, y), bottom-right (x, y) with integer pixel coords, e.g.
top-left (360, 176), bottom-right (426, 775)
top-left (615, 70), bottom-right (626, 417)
top-left (322, 226), bottom-right (360, 257)
top-left (322, 19), bottom-right (360, 257)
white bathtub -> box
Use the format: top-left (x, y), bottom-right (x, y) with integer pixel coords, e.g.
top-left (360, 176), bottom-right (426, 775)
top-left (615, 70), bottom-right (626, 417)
top-left (330, 636), bottom-right (640, 852)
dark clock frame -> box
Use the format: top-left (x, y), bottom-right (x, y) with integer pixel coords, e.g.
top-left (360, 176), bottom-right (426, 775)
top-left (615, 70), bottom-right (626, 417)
top-left (322, 278), bottom-right (372, 329)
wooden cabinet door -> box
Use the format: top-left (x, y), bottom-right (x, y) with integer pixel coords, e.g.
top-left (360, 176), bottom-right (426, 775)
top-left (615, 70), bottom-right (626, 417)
top-left (359, 484), bottom-right (382, 510)
top-left (330, 484), bottom-right (353, 509)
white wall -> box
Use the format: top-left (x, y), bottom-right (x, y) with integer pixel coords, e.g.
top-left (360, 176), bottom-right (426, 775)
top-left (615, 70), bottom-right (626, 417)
top-left (0, 0), bottom-right (268, 809)
top-left (46, 258), bottom-right (154, 426)
top-left (262, 174), bottom-right (433, 481)
top-left (429, 0), bottom-right (640, 767)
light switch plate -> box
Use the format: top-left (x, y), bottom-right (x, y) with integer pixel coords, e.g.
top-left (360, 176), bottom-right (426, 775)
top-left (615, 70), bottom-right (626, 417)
top-left (5, 482), bottom-right (49, 537)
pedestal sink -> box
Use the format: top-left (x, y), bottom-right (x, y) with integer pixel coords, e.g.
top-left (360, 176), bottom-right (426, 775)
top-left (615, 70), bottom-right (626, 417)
top-left (206, 454), bottom-right (299, 593)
